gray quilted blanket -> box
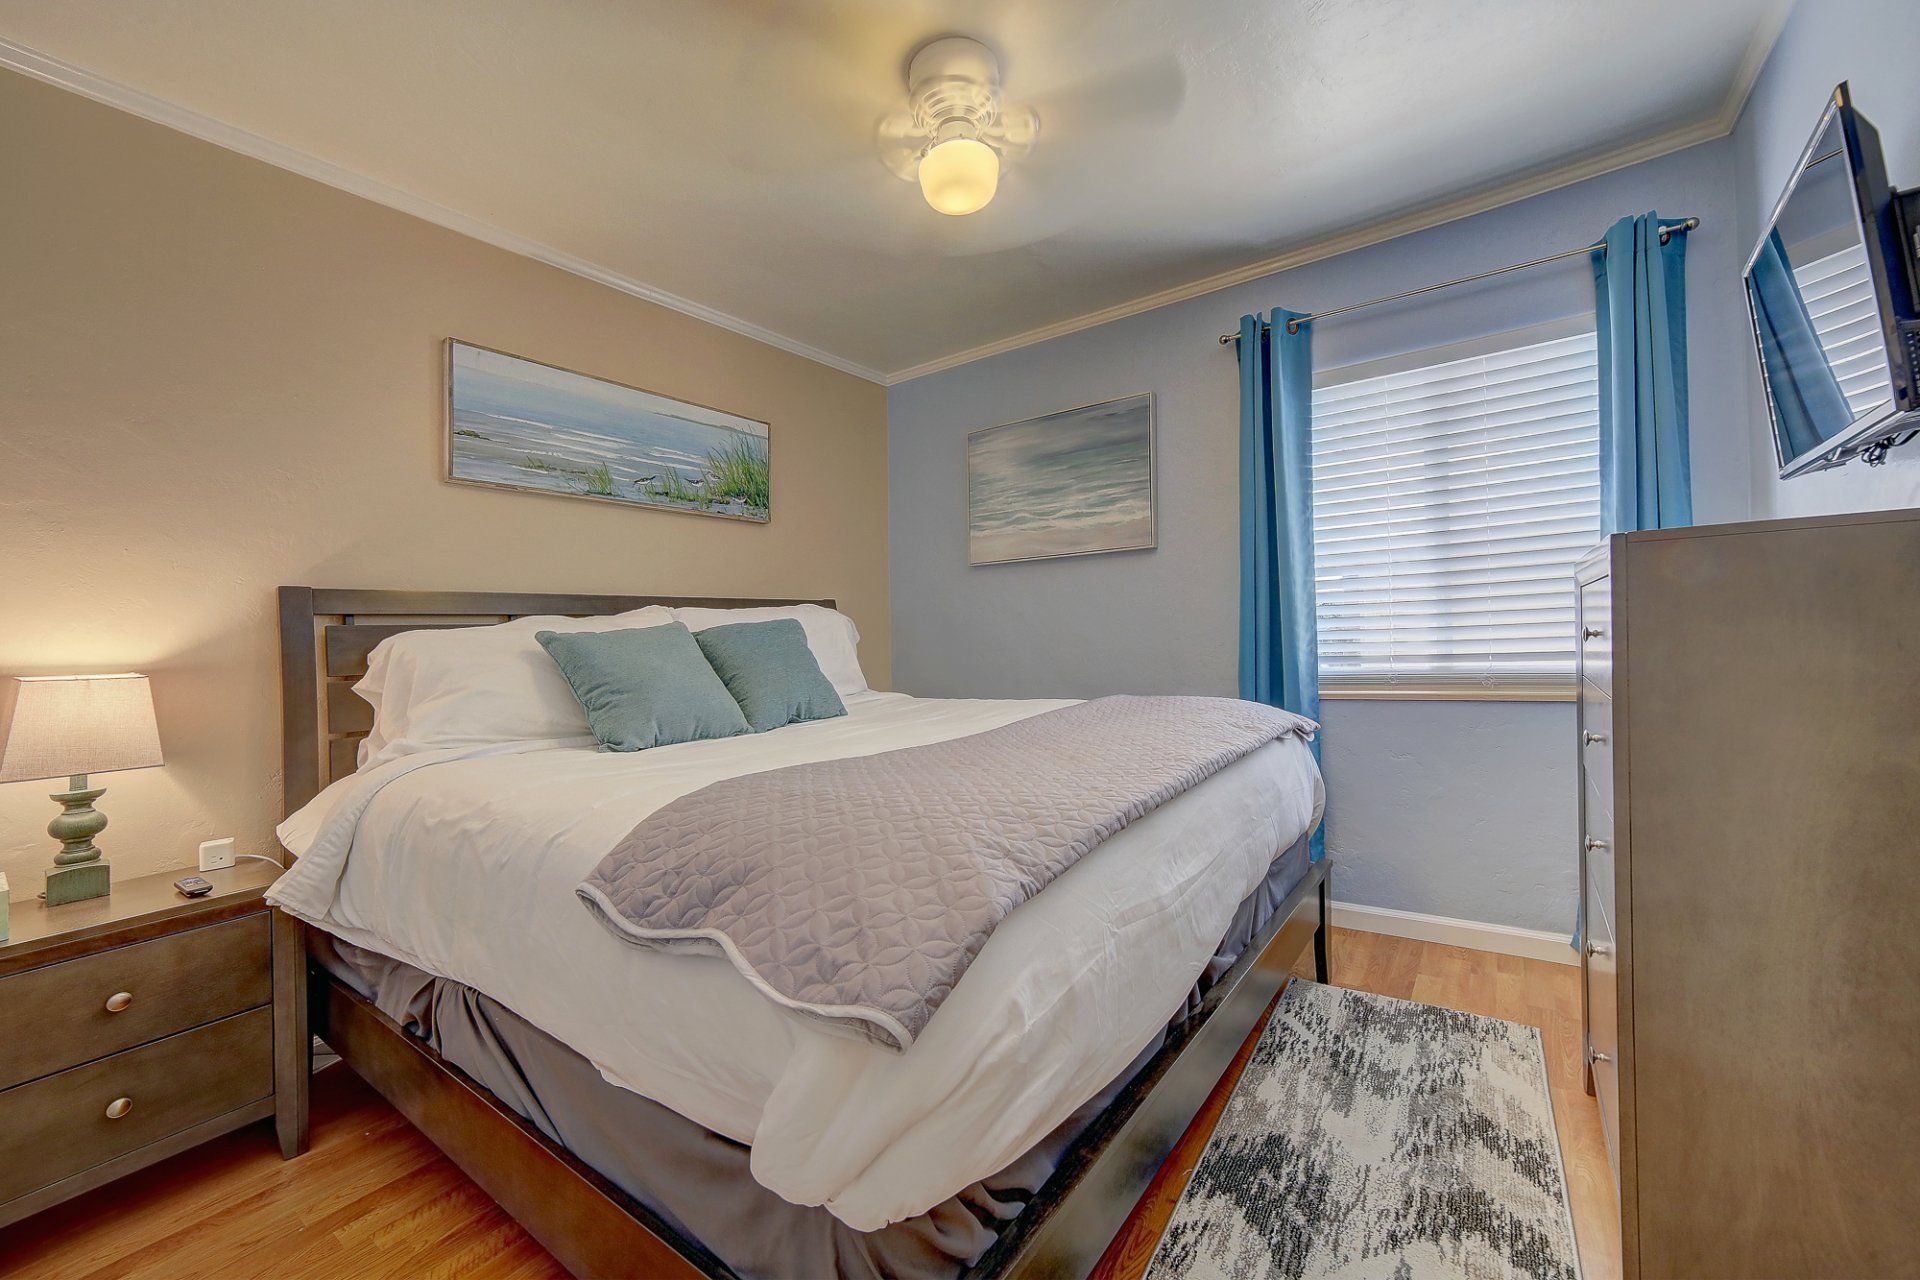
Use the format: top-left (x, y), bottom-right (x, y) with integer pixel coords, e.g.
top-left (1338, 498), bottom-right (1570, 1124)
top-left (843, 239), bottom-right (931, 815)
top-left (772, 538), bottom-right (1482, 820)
top-left (576, 695), bottom-right (1315, 1052)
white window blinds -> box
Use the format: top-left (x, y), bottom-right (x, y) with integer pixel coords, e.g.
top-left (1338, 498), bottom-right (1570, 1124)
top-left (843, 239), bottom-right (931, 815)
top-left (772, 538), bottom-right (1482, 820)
top-left (1793, 242), bottom-right (1891, 418)
top-left (1310, 325), bottom-right (1601, 693)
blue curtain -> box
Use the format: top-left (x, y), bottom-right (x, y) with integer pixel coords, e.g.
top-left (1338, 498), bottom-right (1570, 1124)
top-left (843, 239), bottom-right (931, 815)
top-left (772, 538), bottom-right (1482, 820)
top-left (1238, 309), bottom-right (1323, 861)
top-left (1592, 213), bottom-right (1694, 532)
top-left (1577, 214), bottom-right (1694, 946)
top-left (1749, 228), bottom-right (1853, 461)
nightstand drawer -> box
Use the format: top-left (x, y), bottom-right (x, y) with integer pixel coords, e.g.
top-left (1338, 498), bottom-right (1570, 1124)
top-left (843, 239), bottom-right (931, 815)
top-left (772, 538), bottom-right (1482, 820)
top-left (0, 913), bottom-right (271, 1089)
top-left (0, 1006), bottom-right (272, 1205)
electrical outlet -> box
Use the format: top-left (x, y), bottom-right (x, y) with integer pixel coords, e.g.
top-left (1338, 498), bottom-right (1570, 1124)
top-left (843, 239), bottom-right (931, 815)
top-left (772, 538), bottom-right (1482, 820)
top-left (198, 837), bottom-right (236, 872)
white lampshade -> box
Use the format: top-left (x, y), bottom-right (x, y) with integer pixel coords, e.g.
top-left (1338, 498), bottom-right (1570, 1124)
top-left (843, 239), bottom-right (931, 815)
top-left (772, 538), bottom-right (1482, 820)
top-left (918, 137), bottom-right (1000, 215)
top-left (0, 674), bottom-right (164, 784)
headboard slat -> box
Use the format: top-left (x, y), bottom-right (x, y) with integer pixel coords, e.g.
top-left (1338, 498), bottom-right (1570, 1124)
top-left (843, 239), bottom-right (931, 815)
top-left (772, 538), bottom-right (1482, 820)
top-left (328, 736), bottom-right (363, 780)
top-left (325, 681), bottom-right (375, 734)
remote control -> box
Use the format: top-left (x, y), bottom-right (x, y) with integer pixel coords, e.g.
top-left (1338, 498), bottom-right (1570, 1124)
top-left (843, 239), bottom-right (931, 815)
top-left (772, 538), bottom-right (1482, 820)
top-left (173, 875), bottom-right (214, 898)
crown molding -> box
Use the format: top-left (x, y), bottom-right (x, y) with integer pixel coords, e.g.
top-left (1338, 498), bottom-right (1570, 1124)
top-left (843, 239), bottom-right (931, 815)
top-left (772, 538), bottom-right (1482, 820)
top-left (887, 5), bottom-right (1790, 386)
top-left (0, 37), bottom-right (890, 386)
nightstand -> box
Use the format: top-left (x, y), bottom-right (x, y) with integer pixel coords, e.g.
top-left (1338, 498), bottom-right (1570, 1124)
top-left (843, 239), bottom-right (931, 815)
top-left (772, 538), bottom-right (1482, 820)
top-left (0, 861), bottom-right (307, 1228)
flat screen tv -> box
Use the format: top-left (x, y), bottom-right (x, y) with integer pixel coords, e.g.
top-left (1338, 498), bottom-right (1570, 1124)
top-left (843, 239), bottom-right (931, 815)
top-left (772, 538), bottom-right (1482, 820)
top-left (1744, 82), bottom-right (1920, 478)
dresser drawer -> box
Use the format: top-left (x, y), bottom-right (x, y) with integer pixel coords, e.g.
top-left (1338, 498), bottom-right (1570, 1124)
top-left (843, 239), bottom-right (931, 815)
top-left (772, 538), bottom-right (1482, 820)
top-left (0, 913), bottom-right (271, 1090)
top-left (1577, 574), bottom-right (1613, 696)
top-left (1583, 778), bottom-right (1615, 914)
top-left (0, 1006), bottom-right (272, 1205)
top-left (1578, 679), bottom-right (1614, 814)
top-left (1584, 871), bottom-right (1620, 1181)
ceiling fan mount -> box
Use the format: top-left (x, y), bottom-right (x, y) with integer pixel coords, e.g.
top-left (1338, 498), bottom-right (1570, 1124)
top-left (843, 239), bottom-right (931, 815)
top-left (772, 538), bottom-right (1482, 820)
top-left (878, 36), bottom-right (1038, 214)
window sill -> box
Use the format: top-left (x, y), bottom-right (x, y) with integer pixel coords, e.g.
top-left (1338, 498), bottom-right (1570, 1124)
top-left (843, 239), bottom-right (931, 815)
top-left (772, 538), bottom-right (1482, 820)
top-left (1319, 681), bottom-right (1578, 704)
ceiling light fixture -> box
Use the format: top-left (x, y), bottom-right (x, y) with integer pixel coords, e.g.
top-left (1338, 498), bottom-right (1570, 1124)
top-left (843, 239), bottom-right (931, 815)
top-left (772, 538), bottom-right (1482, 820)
top-left (879, 37), bottom-right (1037, 216)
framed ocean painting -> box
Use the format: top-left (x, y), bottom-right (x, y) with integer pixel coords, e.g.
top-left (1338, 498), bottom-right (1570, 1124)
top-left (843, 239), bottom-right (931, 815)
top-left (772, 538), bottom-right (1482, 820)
top-left (445, 340), bottom-right (771, 522)
top-left (967, 393), bottom-right (1155, 566)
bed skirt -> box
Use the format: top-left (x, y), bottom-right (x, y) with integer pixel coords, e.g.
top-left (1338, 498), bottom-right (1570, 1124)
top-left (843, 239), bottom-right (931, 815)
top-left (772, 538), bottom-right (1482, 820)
top-left (314, 835), bottom-right (1312, 1280)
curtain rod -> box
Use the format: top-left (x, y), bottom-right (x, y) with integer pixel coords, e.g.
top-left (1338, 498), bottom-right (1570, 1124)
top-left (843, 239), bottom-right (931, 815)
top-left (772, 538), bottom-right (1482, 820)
top-left (1217, 217), bottom-right (1700, 344)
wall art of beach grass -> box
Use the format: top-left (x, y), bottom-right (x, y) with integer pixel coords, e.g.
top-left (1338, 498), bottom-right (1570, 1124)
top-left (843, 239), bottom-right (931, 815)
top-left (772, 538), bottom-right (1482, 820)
top-left (446, 340), bottom-right (770, 522)
top-left (967, 393), bottom-right (1154, 565)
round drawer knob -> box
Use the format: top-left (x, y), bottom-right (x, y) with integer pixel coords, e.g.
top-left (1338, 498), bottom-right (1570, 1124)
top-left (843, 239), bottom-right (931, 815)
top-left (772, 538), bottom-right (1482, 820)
top-left (1583, 731), bottom-right (1608, 745)
top-left (1588, 1049), bottom-right (1612, 1065)
top-left (1583, 625), bottom-right (1606, 640)
top-left (104, 991), bottom-right (134, 1014)
top-left (1585, 836), bottom-right (1610, 852)
top-left (105, 1096), bottom-right (134, 1121)
top-left (1586, 940), bottom-right (1612, 958)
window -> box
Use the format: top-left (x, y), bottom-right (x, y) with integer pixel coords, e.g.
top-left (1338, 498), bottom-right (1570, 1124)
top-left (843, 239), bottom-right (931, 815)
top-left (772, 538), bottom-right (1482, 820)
top-left (1793, 242), bottom-right (1890, 418)
top-left (1310, 322), bottom-right (1601, 697)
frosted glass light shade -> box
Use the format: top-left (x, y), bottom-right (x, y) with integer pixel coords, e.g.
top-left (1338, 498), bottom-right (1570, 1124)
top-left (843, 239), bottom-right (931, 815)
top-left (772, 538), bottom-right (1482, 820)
top-left (0, 674), bottom-right (163, 783)
top-left (918, 138), bottom-right (999, 215)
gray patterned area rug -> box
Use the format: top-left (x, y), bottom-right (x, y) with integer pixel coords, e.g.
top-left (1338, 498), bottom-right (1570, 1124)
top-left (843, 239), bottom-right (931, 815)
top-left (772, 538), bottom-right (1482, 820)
top-left (1144, 981), bottom-right (1581, 1280)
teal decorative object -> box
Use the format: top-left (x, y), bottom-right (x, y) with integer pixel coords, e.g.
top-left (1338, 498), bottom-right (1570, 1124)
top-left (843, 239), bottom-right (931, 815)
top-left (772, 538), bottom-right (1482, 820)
top-left (0, 871), bottom-right (10, 942)
top-left (693, 619), bottom-right (846, 733)
top-left (0, 674), bottom-right (165, 907)
top-left (536, 624), bottom-right (751, 751)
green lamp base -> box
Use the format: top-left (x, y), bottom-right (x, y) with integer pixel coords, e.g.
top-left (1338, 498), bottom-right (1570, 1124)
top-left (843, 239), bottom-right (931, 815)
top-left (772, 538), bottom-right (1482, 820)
top-left (43, 774), bottom-right (112, 907)
top-left (45, 858), bottom-right (112, 906)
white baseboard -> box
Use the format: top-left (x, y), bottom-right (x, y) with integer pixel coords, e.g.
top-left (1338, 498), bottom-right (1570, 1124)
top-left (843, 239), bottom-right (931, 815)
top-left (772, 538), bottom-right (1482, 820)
top-left (1330, 900), bottom-right (1578, 966)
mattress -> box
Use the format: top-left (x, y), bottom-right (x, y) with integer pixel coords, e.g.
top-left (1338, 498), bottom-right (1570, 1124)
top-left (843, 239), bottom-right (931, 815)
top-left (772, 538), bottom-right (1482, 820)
top-left (269, 691), bottom-right (1324, 1231)
top-left (315, 841), bottom-right (1312, 1280)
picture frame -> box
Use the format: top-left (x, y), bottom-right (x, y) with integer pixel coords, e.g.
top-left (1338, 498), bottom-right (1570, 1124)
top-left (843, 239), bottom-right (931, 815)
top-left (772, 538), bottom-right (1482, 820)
top-left (444, 339), bottom-right (771, 523)
top-left (966, 393), bottom-right (1156, 566)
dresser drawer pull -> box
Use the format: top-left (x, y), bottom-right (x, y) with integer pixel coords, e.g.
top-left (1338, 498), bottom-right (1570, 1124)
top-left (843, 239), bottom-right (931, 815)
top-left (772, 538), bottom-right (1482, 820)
top-left (104, 1096), bottom-right (134, 1121)
top-left (1585, 836), bottom-right (1610, 852)
top-left (1583, 731), bottom-right (1608, 745)
top-left (1586, 940), bottom-right (1612, 958)
top-left (1588, 1049), bottom-right (1612, 1066)
top-left (104, 991), bottom-right (134, 1013)
top-left (1582, 625), bottom-right (1606, 640)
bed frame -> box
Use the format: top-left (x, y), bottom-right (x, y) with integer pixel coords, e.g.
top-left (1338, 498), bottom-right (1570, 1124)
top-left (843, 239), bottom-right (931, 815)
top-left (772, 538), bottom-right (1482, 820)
top-left (277, 585), bottom-right (1331, 1280)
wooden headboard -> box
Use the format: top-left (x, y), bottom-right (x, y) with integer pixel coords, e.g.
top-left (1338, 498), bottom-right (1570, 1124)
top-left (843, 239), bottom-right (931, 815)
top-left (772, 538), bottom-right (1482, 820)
top-left (277, 587), bottom-right (836, 816)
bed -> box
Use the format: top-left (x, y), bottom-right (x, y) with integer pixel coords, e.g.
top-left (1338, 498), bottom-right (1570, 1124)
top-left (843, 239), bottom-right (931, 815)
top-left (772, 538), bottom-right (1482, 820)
top-left (272, 586), bottom-right (1330, 1279)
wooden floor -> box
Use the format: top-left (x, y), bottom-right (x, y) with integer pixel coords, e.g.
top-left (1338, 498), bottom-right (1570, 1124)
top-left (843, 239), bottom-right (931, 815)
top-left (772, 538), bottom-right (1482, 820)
top-left (0, 928), bottom-right (1618, 1280)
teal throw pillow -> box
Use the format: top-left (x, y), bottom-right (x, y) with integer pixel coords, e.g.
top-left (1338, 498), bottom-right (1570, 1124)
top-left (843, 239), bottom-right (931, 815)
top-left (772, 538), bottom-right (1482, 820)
top-left (692, 618), bottom-right (848, 733)
top-left (536, 623), bottom-right (750, 751)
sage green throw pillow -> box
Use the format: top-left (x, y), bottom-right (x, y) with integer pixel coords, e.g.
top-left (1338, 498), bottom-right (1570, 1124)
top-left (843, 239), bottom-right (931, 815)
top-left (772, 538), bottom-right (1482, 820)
top-left (692, 618), bottom-right (847, 733)
top-left (536, 623), bottom-right (750, 751)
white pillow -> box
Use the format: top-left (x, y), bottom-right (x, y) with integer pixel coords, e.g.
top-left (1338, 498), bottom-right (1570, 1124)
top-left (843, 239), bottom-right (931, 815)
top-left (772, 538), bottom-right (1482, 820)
top-left (671, 604), bottom-right (869, 699)
top-left (355, 606), bottom-right (675, 765)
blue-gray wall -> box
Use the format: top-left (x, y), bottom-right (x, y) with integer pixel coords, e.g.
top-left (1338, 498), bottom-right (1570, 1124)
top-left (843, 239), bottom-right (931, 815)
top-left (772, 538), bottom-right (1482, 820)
top-left (888, 140), bottom-right (1749, 935)
top-left (1734, 0), bottom-right (1920, 519)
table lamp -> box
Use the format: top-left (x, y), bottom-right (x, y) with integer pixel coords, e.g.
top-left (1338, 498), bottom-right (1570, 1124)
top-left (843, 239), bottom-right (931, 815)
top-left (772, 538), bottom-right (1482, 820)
top-left (0, 674), bottom-right (164, 905)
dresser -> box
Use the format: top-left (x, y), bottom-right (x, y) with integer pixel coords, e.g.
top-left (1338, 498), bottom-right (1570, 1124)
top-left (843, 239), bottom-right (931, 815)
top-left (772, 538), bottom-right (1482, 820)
top-left (1575, 509), bottom-right (1920, 1279)
top-left (0, 862), bottom-right (307, 1227)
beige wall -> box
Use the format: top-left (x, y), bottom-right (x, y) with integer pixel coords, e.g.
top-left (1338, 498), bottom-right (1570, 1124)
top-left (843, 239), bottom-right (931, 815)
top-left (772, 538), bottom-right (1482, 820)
top-left (0, 69), bottom-right (889, 891)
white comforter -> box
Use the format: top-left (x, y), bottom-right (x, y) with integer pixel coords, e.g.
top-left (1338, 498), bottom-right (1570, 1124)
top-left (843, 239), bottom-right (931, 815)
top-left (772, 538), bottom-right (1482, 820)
top-left (268, 692), bottom-right (1322, 1231)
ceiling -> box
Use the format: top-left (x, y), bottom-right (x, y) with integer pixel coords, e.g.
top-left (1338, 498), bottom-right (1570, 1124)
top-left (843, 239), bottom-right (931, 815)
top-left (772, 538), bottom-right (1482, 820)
top-left (0, 1), bottom-right (1789, 382)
